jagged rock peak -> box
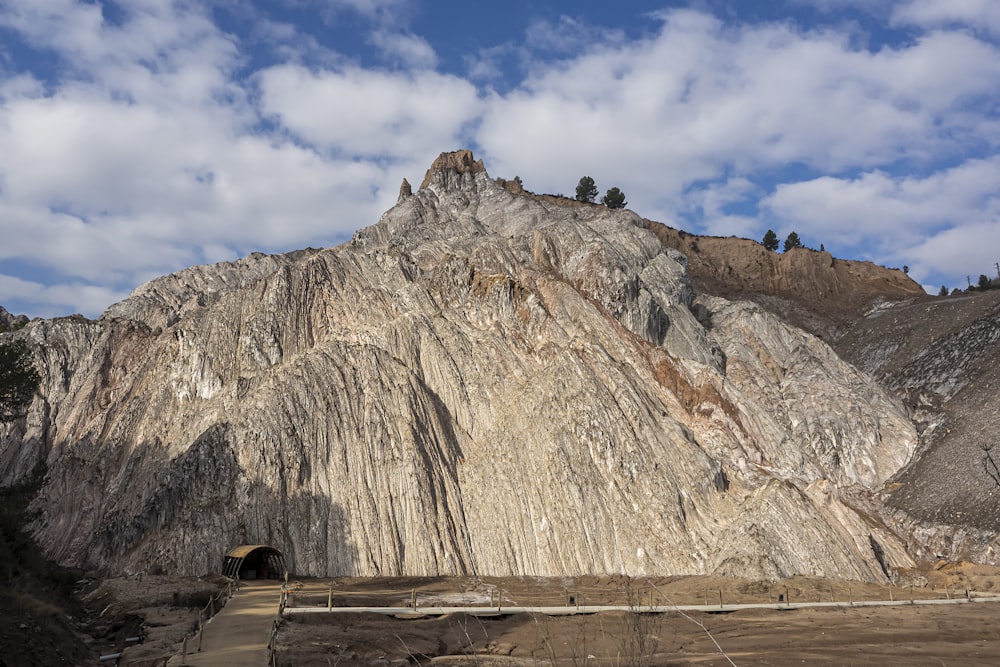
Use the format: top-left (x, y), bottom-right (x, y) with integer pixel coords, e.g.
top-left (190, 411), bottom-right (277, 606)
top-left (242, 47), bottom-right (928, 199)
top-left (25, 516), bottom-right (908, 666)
top-left (419, 149), bottom-right (486, 189)
top-left (0, 305), bottom-right (29, 332)
top-left (397, 177), bottom-right (413, 202)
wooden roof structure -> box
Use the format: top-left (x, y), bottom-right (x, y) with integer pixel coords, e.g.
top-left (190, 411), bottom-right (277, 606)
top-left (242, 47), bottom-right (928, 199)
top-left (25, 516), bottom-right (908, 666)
top-left (223, 544), bottom-right (285, 580)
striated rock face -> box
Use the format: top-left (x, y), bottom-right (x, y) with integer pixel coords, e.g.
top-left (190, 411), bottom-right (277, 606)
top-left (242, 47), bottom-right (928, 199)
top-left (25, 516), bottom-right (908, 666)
top-left (1, 152), bottom-right (920, 580)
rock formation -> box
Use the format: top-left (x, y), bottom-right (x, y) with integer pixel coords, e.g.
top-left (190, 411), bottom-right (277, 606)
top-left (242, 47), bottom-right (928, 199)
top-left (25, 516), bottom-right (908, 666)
top-left (0, 305), bottom-right (29, 332)
top-left (1, 151), bottom-right (929, 580)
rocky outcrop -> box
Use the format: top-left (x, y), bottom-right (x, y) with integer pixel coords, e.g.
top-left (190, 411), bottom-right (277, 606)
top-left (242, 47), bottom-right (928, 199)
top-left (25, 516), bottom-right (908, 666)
top-left (419, 149), bottom-right (485, 189)
top-left (1, 152), bottom-right (921, 581)
top-left (0, 305), bottom-right (29, 332)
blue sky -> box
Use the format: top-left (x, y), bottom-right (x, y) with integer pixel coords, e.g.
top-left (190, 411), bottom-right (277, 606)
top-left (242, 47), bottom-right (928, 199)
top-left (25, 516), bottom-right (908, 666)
top-left (2, 0), bottom-right (1000, 318)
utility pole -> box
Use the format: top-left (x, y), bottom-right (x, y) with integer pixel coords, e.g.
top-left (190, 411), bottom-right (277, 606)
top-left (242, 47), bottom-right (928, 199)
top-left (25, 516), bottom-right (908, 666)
top-left (995, 262), bottom-right (999, 281)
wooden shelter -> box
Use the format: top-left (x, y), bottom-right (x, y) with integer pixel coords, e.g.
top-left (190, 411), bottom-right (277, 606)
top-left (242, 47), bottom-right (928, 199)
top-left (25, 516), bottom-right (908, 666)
top-left (223, 544), bottom-right (285, 580)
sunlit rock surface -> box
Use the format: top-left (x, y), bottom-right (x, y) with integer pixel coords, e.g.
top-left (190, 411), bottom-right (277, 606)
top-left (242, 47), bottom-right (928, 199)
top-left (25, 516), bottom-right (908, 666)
top-left (2, 151), bottom-right (920, 580)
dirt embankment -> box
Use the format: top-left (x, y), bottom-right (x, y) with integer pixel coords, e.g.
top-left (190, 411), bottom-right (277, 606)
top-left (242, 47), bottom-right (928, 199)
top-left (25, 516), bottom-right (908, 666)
top-left (0, 574), bottom-right (227, 667)
top-left (647, 222), bottom-right (925, 340)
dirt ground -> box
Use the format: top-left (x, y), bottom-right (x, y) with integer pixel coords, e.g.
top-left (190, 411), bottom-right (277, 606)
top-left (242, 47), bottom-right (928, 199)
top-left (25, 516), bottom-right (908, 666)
top-left (0, 574), bottom-right (227, 667)
top-left (273, 563), bottom-right (1000, 666)
top-left (3, 562), bottom-right (999, 666)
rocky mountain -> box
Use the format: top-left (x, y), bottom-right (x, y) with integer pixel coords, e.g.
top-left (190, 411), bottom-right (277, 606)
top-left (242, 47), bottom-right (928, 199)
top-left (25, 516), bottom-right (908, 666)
top-left (0, 305), bottom-right (28, 332)
top-left (0, 150), bottom-right (980, 581)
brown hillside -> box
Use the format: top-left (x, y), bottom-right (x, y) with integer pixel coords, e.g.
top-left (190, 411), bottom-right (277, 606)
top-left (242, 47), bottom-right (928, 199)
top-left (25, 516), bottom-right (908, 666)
top-left (648, 222), bottom-right (925, 340)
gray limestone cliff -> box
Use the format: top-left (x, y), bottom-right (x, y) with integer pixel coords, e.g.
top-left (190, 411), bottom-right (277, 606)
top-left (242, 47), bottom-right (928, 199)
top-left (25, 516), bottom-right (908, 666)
top-left (1, 151), bottom-right (921, 581)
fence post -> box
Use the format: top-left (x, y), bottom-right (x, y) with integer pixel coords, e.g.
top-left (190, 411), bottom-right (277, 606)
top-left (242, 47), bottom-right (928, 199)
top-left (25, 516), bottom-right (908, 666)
top-left (198, 617), bottom-right (204, 652)
top-left (718, 589), bottom-right (723, 609)
top-left (328, 588), bottom-right (332, 611)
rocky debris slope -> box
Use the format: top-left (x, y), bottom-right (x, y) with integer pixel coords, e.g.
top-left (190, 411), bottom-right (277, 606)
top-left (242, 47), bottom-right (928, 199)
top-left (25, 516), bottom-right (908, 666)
top-left (835, 291), bottom-right (1000, 546)
top-left (2, 151), bottom-right (920, 581)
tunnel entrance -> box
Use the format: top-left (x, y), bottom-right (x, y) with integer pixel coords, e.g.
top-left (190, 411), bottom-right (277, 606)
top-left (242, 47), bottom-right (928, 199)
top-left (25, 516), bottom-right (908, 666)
top-left (222, 544), bottom-right (285, 580)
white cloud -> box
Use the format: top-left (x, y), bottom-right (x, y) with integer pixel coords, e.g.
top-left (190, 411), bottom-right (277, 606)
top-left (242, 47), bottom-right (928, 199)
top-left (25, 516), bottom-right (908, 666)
top-left (0, 0), bottom-right (427, 317)
top-left (904, 220), bottom-right (1000, 288)
top-left (477, 9), bottom-right (1000, 261)
top-left (256, 64), bottom-right (481, 159)
top-left (524, 16), bottom-right (624, 55)
top-left (761, 157), bottom-right (1000, 278)
top-left (370, 30), bottom-right (438, 69)
top-left (892, 0), bottom-right (1000, 36)
top-left (684, 177), bottom-right (762, 238)
top-left (321, 0), bottom-right (409, 23)
top-left (0, 273), bottom-right (128, 319)
top-left (1, 3), bottom-right (999, 315)
top-left (791, 0), bottom-right (890, 14)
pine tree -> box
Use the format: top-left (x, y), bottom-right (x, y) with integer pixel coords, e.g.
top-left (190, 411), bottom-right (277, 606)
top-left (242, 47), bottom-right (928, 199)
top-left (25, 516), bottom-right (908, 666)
top-left (783, 231), bottom-right (802, 252)
top-left (575, 176), bottom-right (598, 202)
top-left (602, 187), bottom-right (627, 209)
top-left (762, 230), bottom-right (779, 252)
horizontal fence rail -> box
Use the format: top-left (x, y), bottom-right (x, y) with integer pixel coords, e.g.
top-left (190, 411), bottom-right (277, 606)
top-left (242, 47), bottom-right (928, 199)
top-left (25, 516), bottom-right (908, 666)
top-left (279, 582), bottom-right (1000, 619)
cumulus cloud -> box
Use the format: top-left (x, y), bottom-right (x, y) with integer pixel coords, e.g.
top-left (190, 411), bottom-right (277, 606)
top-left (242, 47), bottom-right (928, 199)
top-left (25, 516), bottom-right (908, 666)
top-left (0, 0), bottom-right (476, 317)
top-left (0, 273), bottom-right (128, 319)
top-left (904, 218), bottom-right (1000, 289)
top-left (2, 2), bottom-right (999, 316)
top-left (479, 10), bottom-right (1000, 199)
top-left (524, 16), bottom-right (625, 55)
top-left (369, 30), bottom-right (438, 68)
top-left (476, 8), bottom-right (1000, 293)
top-left (683, 177), bottom-right (762, 238)
top-left (892, 0), bottom-right (1000, 36)
top-left (762, 157), bottom-right (1000, 281)
top-left (256, 64), bottom-right (480, 159)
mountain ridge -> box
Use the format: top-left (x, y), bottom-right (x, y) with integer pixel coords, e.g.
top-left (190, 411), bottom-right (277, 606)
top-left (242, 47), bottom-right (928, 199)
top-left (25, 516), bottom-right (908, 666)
top-left (0, 150), bottom-right (984, 581)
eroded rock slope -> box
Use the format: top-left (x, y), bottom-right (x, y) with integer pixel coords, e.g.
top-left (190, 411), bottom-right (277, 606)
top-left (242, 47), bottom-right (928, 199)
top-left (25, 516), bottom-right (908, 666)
top-left (835, 291), bottom-right (1000, 548)
top-left (1, 151), bottom-right (920, 580)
